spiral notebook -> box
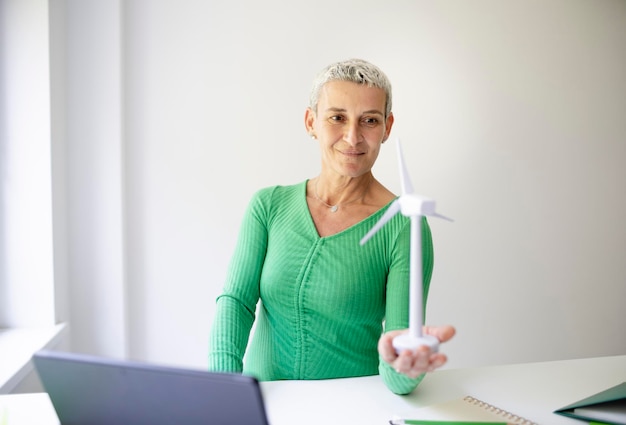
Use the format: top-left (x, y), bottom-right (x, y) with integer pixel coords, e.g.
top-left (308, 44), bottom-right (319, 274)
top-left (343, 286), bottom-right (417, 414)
top-left (390, 396), bottom-right (538, 425)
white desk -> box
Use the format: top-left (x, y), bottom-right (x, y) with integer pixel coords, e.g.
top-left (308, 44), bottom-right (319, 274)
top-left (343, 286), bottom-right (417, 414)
top-left (263, 355), bottom-right (626, 424)
top-left (1, 355), bottom-right (624, 424)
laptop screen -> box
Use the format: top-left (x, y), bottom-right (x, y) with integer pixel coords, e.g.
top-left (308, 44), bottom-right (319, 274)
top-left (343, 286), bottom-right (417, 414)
top-left (33, 350), bottom-right (269, 425)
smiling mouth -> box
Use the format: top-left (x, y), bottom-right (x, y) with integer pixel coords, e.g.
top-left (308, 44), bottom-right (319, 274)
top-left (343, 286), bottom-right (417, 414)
top-left (341, 150), bottom-right (365, 156)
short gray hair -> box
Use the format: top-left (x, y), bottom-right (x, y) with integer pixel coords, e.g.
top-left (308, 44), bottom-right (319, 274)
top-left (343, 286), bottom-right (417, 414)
top-left (309, 58), bottom-right (393, 118)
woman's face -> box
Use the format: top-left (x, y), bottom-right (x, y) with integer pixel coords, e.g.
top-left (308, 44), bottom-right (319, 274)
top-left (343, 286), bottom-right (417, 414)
top-left (305, 80), bottom-right (394, 178)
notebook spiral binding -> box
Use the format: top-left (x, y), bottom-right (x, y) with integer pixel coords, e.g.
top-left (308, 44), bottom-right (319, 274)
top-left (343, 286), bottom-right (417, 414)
top-left (463, 396), bottom-right (539, 425)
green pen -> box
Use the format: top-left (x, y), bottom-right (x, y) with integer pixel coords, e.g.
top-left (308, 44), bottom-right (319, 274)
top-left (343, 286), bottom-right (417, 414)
top-left (389, 420), bottom-right (517, 425)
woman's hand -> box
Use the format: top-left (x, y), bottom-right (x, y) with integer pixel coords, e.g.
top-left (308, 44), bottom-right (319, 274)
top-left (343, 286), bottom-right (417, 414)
top-left (378, 325), bottom-right (456, 378)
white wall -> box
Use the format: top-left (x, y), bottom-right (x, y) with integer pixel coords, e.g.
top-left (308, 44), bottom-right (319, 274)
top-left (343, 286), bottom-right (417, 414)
top-left (54, 0), bottom-right (626, 370)
top-left (55, 0), bottom-right (128, 358)
top-left (0, 0), bottom-right (56, 327)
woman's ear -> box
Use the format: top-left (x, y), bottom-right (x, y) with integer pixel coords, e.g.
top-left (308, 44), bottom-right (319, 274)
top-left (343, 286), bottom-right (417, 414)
top-left (304, 107), bottom-right (317, 138)
top-left (382, 112), bottom-right (395, 142)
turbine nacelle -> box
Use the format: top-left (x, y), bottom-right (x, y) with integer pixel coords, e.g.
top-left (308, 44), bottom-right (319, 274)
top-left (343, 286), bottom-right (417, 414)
top-left (398, 194), bottom-right (436, 217)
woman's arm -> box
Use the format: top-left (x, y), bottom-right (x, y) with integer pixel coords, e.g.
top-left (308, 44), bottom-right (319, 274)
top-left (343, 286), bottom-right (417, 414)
top-left (208, 190), bottom-right (270, 372)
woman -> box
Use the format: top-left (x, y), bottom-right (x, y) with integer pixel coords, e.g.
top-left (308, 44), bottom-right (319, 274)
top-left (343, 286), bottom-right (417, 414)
top-left (209, 58), bottom-right (455, 395)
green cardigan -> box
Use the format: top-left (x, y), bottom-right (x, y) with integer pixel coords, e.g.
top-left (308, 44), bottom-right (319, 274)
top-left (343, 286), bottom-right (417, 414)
top-left (208, 181), bottom-right (434, 395)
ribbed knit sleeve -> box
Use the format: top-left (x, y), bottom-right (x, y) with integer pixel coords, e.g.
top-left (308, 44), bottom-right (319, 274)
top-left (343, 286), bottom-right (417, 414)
top-left (208, 188), bottom-right (269, 373)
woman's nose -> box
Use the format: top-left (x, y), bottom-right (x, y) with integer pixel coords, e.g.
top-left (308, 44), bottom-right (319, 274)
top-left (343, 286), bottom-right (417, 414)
top-left (344, 123), bottom-right (362, 146)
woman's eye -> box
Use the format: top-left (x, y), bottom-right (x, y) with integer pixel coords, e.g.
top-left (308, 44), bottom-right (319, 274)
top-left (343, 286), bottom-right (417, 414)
top-left (362, 117), bottom-right (379, 126)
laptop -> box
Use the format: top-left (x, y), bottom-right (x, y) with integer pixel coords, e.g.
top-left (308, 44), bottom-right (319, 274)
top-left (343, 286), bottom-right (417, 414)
top-left (32, 350), bottom-right (270, 425)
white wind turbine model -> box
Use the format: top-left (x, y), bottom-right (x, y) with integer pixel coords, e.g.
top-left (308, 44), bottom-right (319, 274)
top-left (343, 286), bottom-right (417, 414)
top-left (361, 139), bottom-right (452, 354)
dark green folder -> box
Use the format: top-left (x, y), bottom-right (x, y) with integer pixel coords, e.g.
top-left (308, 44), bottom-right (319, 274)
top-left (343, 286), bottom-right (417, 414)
top-left (554, 382), bottom-right (626, 425)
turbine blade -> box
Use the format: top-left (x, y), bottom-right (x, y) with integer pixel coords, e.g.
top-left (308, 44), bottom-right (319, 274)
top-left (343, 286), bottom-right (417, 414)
top-left (396, 139), bottom-right (414, 195)
top-left (360, 200), bottom-right (401, 245)
top-left (430, 212), bottom-right (454, 222)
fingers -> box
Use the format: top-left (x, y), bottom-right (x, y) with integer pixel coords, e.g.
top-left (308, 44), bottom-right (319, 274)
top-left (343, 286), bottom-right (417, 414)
top-left (428, 353), bottom-right (447, 372)
top-left (396, 347), bottom-right (429, 378)
top-left (393, 347), bottom-right (447, 378)
top-left (378, 332), bottom-right (399, 364)
top-left (378, 325), bottom-right (456, 378)
top-left (424, 325), bottom-right (456, 343)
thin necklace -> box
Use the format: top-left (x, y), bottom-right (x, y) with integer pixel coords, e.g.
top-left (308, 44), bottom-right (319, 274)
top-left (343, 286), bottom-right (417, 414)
top-left (313, 177), bottom-right (372, 213)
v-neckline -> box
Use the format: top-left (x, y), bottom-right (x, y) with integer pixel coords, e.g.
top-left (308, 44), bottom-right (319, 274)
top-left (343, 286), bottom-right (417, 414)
top-left (301, 179), bottom-right (397, 240)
